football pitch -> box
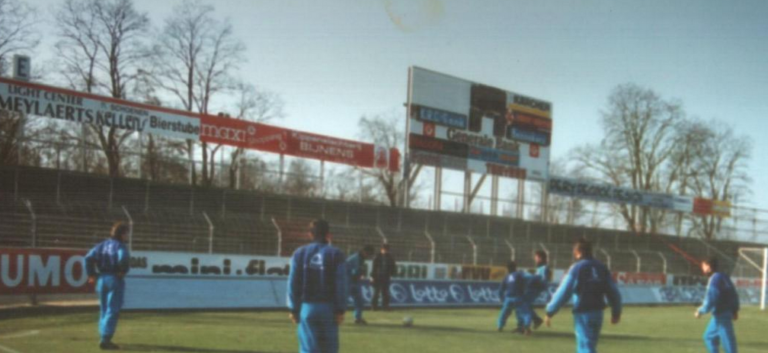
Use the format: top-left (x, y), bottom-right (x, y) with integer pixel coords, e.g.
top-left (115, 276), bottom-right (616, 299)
top-left (0, 306), bottom-right (766, 353)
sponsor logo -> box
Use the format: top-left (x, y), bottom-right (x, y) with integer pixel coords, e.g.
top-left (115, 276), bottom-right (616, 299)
top-left (530, 144), bottom-right (540, 158)
top-left (468, 146), bottom-right (519, 167)
top-left (201, 124), bottom-right (247, 143)
top-left (511, 94), bottom-right (551, 113)
top-left (0, 249), bottom-right (91, 294)
top-left (486, 164), bottom-right (527, 179)
top-left (447, 128), bottom-right (494, 148)
top-left (414, 105), bottom-right (468, 129)
top-left (495, 137), bottom-right (520, 152)
top-left (423, 122), bottom-right (436, 137)
top-left (509, 127), bottom-right (550, 146)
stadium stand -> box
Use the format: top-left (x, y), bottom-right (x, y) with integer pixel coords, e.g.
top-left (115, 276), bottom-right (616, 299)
top-left (0, 165), bottom-right (758, 275)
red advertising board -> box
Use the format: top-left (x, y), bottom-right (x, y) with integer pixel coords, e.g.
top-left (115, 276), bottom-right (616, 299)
top-left (200, 116), bottom-right (400, 172)
top-left (612, 272), bottom-right (667, 286)
top-left (0, 248), bottom-right (94, 295)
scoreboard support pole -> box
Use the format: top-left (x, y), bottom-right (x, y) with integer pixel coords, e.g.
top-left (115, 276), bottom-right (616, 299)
top-left (540, 181), bottom-right (549, 222)
top-left (491, 175), bottom-right (499, 216)
top-left (516, 179), bottom-right (525, 219)
top-left (463, 171), bottom-right (471, 213)
top-left (463, 172), bottom-right (487, 213)
top-left (434, 167), bottom-right (442, 211)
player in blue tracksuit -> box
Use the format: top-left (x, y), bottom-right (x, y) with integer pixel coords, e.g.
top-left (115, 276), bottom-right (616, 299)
top-left (287, 219), bottom-right (348, 353)
top-left (520, 250), bottom-right (552, 330)
top-left (545, 239), bottom-right (622, 353)
top-left (497, 261), bottom-right (530, 334)
top-left (696, 257), bottom-right (739, 353)
top-left (346, 245), bottom-right (374, 325)
top-left (84, 222), bottom-right (131, 351)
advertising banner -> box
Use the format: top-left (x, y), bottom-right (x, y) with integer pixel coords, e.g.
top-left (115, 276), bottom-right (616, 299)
top-left (612, 272), bottom-right (667, 286)
top-left (407, 67), bottom-right (551, 181)
top-left (0, 248), bottom-right (92, 295)
top-left (693, 198), bottom-right (732, 217)
top-left (129, 251), bottom-right (509, 282)
top-left (0, 77), bottom-right (200, 140)
top-left (0, 77), bottom-right (400, 173)
top-left (548, 177), bottom-right (701, 213)
top-left (200, 115), bottom-right (400, 172)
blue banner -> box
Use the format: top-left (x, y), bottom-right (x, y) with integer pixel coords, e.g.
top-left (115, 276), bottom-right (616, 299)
top-left (508, 127), bottom-right (550, 146)
top-left (467, 146), bottom-right (519, 167)
top-left (414, 105), bottom-right (468, 129)
top-left (356, 280), bottom-right (554, 307)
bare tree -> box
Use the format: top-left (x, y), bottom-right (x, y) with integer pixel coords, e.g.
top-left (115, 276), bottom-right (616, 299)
top-left (0, 0), bottom-right (39, 75)
top-left (284, 159), bottom-right (318, 197)
top-left (356, 112), bottom-right (420, 207)
top-left (574, 83), bottom-right (683, 234)
top-left (687, 122), bottom-right (751, 240)
top-left (533, 158), bottom-right (588, 225)
top-left (0, 0), bottom-right (39, 166)
top-left (226, 83), bottom-right (284, 189)
top-left (146, 0), bottom-right (245, 186)
top-left (53, 0), bottom-right (150, 177)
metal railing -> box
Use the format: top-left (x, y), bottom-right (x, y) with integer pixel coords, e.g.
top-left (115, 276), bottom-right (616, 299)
top-left (1, 165), bottom-right (764, 276)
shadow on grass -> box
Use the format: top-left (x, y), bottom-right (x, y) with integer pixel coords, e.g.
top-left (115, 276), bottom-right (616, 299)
top-left (121, 344), bottom-right (291, 353)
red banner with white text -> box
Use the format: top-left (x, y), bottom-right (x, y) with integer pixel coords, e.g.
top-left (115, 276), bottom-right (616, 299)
top-left (200, 116), bottom-right (400, 172)
top-left (0, 248), bottom-right (93, 295)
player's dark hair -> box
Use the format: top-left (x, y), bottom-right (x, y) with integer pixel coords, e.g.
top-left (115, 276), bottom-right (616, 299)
top-left (506, 260), bottom-right (517, 273)
top-left (574, 238), bottom-right (593, 258)
top-left (111, 222), bottom-right (129, 242)
top-left (310, 219), bottom-right (330, 241)
top-left (703, 257), bottom-right (719, 272)
top-left (381, 243), bottom-right (390, 251)
top-left (534, 250), bottom-right (548, 265)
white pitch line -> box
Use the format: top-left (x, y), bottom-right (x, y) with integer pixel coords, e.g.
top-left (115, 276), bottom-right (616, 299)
top-left (0, 344), bottom-right (22, 353)
top-left (0, 331), bottom-right (39, 340)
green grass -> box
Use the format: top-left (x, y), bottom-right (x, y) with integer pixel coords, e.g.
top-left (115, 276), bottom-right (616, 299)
top-left (0, 306), bottom-right (766, 352)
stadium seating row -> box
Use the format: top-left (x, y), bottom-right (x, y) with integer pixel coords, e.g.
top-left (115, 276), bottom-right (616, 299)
top-left (0, 165), bottom-right (753, 275)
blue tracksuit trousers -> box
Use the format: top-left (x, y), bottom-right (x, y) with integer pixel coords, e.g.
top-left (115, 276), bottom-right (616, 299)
top-left (298, 303), bottom-right (338, 353)
top-left (515, 301), bottom-right (533, 329)
top-left (497, 297), bottom-right (519, 330)
top-left (704, 314), bottom-right (738, 353)
top-left (349, 284), bottom-right (364, 320)
top-left (573, 311), bottom-right (603, 353)
top-left (97, 275), bottom-right (125, 342)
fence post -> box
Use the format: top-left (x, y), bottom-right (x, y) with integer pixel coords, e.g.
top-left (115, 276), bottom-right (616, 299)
top-left (630, 250), bottom-right (641, 272)
top-left (23, 199), bottom-right (36, 248)
top-left (504, 240), bottom-right (515, 261)
top-left (272, 217), bottom-right (282, 257)
top-left (144, 180), bottom-right (150, 214)
top-left (122, 206), bottom-right (134, 251)
top-left (56, 171), bottom-right (62, 207)
top-left (600, 248), bottom-right (612, 269)
top-left (424, 230), bottom-right (436, 264)
top-left (657, 251), bottom-right (667, 274)
top-left (203, 211), bottom-right (214, 254)
top-left (376, 227), bottom-right (388, 245)
top-left (466, 236), bottom-right (477, 265)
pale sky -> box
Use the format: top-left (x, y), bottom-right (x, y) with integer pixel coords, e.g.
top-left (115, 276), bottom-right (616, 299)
top-left (25, 0), bottom-right (768, 211)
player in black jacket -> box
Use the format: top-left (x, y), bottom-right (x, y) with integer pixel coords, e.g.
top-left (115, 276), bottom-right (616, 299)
top-left (370, 243), bottom-right (397, 311)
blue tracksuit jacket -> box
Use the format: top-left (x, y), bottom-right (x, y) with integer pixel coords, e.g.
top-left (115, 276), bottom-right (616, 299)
top-left (546, 257), bottom-right (622, 353)
top-left (287, 240), bottom-right (348, 353)
top-left (698, 272), bottom-right (739, 353)
top-left (84, 238), bottom-right (130, 342)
